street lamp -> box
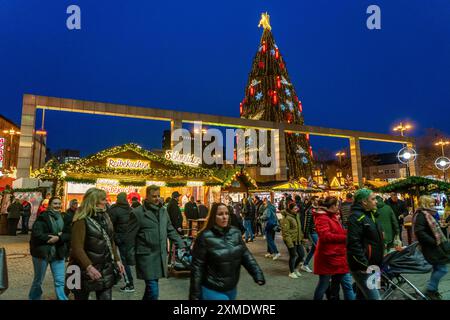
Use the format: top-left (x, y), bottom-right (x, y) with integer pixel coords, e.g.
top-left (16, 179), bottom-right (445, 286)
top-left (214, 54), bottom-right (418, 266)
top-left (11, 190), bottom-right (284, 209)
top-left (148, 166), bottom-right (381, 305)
top-left (435, 139), bottom-right (450, 181)
top-left (335, 151), bottom-right (345, 169)
top-left (393, 122), bottom-right (413, 177)
top-left (2, 128), bottom-right (21, 169)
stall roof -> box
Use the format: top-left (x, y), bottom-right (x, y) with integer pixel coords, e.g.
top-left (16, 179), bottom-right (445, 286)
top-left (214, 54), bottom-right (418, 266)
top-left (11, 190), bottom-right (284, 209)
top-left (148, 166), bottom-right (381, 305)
top-left (377, 176), bottom-right (450, 195)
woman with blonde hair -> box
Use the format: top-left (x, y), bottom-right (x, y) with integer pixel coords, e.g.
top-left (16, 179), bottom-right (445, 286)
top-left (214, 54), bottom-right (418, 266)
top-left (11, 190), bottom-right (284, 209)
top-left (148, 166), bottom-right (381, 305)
top-left (69, 188), bottom-right (124, 300)
top-left (413, 195), bottom-right (450, 300)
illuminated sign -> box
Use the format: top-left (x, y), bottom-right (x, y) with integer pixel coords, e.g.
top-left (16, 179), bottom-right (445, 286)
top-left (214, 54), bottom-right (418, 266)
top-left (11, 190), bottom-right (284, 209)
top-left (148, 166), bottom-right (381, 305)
top-left (0, 137), bottom-right (4, 168)
top-left (146, 181), bottom-right (166, 187)
top-left (187, 181), bottom-right (204, 187)
top-left (106, 158), bottom-right (150, 170)
top-left (165, 150), bottom-right (201, 167)
top-left (95, 178), bottom-right (141, 194)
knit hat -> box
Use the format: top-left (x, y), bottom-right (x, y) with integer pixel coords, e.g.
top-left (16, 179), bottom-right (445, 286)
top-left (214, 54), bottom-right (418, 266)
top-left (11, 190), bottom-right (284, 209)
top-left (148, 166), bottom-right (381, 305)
top-left (116, 192), bottom-right (128, 205)
top-left (354, 188), bottom-right (373, 204)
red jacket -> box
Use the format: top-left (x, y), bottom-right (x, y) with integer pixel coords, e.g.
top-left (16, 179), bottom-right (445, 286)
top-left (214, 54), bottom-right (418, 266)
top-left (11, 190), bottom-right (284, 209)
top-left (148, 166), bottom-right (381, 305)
top-left (313, 207), bottom-right (349, 275)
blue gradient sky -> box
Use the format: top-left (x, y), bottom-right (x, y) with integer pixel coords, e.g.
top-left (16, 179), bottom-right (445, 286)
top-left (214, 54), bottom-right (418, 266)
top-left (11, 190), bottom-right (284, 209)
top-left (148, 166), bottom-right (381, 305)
top-left (0, 0), bottom-right (449, 157)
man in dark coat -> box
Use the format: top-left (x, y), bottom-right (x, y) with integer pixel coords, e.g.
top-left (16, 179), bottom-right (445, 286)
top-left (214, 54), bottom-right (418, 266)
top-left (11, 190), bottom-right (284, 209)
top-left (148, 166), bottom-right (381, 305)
top-left (126, 186), bottom-right (185, 300)
top-left (167, 191), bottom-right (183, 234)
top-left (196, 200), bottom-right (208, 219)
top-left (7, 198), bottom-right (22, 236)
top-left (21, 199), bottom-right (32, 234)
top-left (63, 199), bottom-right (78, 259)
top-left (347, 188), bottom-right (384, 300)
top-left (108, 192), bottom-right (134, 292)
top-left (385, 192), bottom-right (408, 243)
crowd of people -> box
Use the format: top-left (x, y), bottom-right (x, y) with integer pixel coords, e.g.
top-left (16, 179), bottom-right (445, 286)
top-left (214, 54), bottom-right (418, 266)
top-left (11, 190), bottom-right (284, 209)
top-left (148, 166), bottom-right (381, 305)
top-left (4, 186), bottom-right (450, 300)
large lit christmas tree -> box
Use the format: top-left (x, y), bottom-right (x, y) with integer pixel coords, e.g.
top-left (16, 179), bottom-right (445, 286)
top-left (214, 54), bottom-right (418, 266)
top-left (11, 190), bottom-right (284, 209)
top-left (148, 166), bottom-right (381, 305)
top-left (240, 13), bottom-right (313, 179)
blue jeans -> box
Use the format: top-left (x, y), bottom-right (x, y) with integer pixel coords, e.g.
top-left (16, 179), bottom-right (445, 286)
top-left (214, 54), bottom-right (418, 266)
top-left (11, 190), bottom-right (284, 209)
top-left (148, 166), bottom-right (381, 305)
top-left (244, 220), bottom-right (254, 241)
top-left (265, 226), bottom-right (278, 254)
top-left (427, 264), bottom-right (448, 292)
top-left (29, 257), bottom-right (68, 300)
top-left (351, 271), bottom-right (381, 300)
top-left (21, 215), bottom-right (30, 233)
top-left (303, 232), bottom-right (318, 266)
top-left (313, 274), bottom-right (355, 300)
top-left (143, 279), bottom-right (159, 300)
top-left (118, 244), bottom-right (133, 285)
top-left (201, 286), bottom-right (237, 300)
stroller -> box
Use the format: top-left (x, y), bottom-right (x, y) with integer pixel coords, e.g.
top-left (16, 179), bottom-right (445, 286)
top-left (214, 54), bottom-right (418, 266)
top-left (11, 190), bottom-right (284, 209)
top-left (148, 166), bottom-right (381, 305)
top-left (379, 242), bottom-right (432, 300)
top-left (171, 236), bottom-right (194, 272)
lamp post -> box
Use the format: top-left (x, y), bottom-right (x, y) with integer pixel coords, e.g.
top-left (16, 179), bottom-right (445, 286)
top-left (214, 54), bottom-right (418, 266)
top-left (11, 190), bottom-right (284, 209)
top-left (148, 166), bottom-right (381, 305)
top-left (2, 128), bottom-right (21, 170)
top-left (393, 122), bottom-right (413, 177)
top-left (435, 139), bottom-right (450, 182)
top-left (335, 151), bottom-right (345, 167)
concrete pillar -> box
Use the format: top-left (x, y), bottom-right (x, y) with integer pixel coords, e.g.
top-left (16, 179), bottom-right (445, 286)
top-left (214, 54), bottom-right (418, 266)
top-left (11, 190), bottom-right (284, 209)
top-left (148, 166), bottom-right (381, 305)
top-left (170, 119), bottom-right (183, 150)
top-left (406, 142), bottom-right (418, 176)
top-left (17, 95), bottom-right (37, 178)
top-left (349, 137), bottom-right (363, 188)
top-left (275, 129), bottom-right (288, 181)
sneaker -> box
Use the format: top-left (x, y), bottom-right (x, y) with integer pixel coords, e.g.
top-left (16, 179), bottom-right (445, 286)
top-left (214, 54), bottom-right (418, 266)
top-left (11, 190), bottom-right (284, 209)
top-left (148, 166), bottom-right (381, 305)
top-left (300, 265), bottom-right (313, 273)
top-left (264, 253), bottom-right (273, 258)
top-left (294, 270), bottom-right (302, 277)
top-left (263, 235), bottom-right (266, 239)
top-left (288, 272), bottom-right (299, 279)
top-left (120, 284), bottom-right (135, 293)
top-left (272, 253), bottom-right (281, 260)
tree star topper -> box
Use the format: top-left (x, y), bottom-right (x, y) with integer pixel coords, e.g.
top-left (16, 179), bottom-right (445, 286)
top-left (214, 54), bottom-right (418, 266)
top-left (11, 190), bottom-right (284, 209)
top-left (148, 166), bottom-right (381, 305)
top-left (258, 12), bottom-right (272, 31)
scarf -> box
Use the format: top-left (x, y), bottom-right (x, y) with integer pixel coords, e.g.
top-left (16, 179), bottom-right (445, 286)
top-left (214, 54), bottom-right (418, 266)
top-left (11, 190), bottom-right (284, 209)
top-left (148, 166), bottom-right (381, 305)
top-left (414, 209), bottom-right (447, 245)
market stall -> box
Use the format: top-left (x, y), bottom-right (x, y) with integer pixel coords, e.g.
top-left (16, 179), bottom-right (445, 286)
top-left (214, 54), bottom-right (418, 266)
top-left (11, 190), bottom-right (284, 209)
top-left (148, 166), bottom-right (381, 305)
top-left (216, 168), bottom-right (258, 203)
top-left (31, 143), bottom-right (223, 208)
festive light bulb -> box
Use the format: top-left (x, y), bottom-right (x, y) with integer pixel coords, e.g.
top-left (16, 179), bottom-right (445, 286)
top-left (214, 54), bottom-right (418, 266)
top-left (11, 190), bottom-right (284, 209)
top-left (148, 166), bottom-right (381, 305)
top-left (439, 160), bottom-right (447, 167)
top-left (275, 48), bottom-right (279, 59)
top-left (276, 76), bottom-right (281, 89)
top-left (403, 152), bottom-right (412, 160)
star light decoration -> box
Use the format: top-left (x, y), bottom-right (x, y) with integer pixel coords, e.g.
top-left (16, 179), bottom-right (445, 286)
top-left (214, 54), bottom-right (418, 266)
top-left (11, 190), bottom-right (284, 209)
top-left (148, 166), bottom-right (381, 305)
top-left (251, 79), bottom-right (261, 87)
top-left (285, 88), bottom-right (291, 96)
top-left (255, 92), bottom-right (263, 100)
top-left (281, 76), bottom-right (290, 86)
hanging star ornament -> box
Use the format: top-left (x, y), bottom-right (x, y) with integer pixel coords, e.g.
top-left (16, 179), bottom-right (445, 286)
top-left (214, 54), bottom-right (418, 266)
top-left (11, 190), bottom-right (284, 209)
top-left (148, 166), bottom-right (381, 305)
top-left (255, 92), bottom-right (263, 100)
top-left (251, 79), bottom-right (261, 87)
top-left (281, 76), bottom-right (291, 86)
top-left (270, 49), bottom-right (276, 56)
top-left (285, 88), bottom-right (291, 96)
top-left (296, 146), bottom-right (307, 154)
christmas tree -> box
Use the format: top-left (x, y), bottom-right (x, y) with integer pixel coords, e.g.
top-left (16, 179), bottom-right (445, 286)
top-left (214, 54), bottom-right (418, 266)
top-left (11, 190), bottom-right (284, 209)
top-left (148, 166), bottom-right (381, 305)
top-left (240, 13), bottom-right (313, 179)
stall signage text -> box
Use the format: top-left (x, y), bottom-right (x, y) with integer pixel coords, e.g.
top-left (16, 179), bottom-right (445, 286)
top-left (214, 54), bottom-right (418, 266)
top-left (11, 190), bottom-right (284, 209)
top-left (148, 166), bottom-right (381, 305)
top-left (165, 150), bottom-right (201, 167)
top-left (106, 158), bottom-right (150, 170)
top-left (0, 137), bottom-right (4, 168)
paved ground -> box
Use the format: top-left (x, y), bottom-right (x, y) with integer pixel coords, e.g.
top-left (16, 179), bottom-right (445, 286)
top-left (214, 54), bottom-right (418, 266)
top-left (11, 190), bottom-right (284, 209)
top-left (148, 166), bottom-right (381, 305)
top-left (1, 234), bottom-right (449, 300)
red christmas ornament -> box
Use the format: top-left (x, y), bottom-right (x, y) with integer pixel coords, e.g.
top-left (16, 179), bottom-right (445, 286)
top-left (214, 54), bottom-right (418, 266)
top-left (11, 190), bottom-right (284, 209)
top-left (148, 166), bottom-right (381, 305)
top-left (280, 62), bottom-right (285, 70)
top-left (306, 134), bottom-right (310, 141)
top-left (275, 48), bottom-right (280, 59)
top-left (240, 102), bottom-right (243, 114)
top-left (258, 61), bottom-right (265, 69)
top-left (262, 41), bottom-right (267, 53)
top-left (298, 101), bottom-right (303, 112)
top-left (272, 91), bottom-right (278, 105)
top-left (286, 112), bottom-right (293, 123)
top-left (250, 86), bottom-right (255, 96)
top-left (294, 96), bottom-right (299, 102)
top-left (276, 76), bottom-right (281, 89)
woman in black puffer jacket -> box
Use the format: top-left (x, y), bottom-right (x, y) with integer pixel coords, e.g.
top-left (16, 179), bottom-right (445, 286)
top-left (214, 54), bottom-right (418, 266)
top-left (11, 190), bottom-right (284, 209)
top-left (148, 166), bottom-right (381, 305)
top-left (189, 202), bottom-right (265, 300)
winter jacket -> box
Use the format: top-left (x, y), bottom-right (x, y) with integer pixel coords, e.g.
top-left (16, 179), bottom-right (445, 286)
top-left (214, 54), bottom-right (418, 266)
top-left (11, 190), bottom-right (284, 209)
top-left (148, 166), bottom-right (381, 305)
top-left (347, 204), bottom-right (384, 271)
top-left (261, 203), bottom-right (278, 230)
top-left (228, 205), bottom-right (244, 234)
top-left (108, 202), bottom-right (132, 246)
top-left (184, 201), bottom-right (199, 220)
top-left (385, 198), bottom-right (408, 224)
top-left (70, 212), bottom-right (118, 292)
top-left (303, 205), bottom-right (317, 236)
top-left (198, 204), bottom-right (208, 219)
top-left (63, 207), bottom-right (77, 258)
top-left (413, 209), bottom-right (450, 265)
top-left (280, 210), bottom-right (303, 248)
top-left (22, 202), bottom-right (32, 217)
top-left (30, 210), bottom-right (70, 261)
top-left (340, 201), bottom-right (353, 227)
top-left (167, 198), bottom-right (183, 231)
top-left (189, 226), bottom-right (265, 300)
top-left (7, 202), bottom-right (22, 219)
top-left (125, 201), bottom-right (185, 280)
top-left (376, 199), bottom-right (400, 248)
top-left (242, 201), bottom-right (255, 221)
top-left (313, 207), bottom-right (349, 275)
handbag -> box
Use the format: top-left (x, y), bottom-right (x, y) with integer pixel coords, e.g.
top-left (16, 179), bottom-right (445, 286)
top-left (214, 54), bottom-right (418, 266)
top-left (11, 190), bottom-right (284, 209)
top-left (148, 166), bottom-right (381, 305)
top-left (0, 247), bottom-right (8, 295)
top-left (87, 217), bottom-right (122, 285)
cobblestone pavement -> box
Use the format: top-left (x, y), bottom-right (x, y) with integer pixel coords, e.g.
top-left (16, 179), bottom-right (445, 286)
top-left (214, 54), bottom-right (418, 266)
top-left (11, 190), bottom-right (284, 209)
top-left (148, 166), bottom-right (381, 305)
top-left (1, 234), bottom-right (449, 300)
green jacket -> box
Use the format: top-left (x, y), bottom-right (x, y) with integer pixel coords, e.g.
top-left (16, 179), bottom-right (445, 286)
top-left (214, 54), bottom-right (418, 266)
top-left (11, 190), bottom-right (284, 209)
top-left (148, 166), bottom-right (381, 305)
top-left (376, 199), bottom-right (400, 248)
top-left (280, 210), bottom-right (303, 248)
top-left (125, 202), bottom-right (185, 280)
top-left (7, 202), bottom-right (22, 219)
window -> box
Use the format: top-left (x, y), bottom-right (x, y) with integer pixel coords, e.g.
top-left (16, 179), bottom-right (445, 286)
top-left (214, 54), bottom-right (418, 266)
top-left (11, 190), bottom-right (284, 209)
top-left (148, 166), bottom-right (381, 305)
top-left (384, 170), bottom-right (389, 174)
top-left (391, 170), bottom-right (396, 174)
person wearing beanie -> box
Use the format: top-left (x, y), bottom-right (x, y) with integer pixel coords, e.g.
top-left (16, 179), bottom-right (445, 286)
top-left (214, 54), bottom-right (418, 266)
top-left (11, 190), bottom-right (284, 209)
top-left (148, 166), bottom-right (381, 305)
top-left (375, 195), bottom-right (400, 253)
top-left (347, 188), bottom-right (384, 300)
top-left (108, 192), bottom-right (135, 292)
